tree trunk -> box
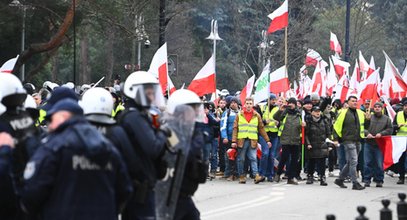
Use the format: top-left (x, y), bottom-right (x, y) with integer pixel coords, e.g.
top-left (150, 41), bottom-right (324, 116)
top-left (79, 25), bottom-right (90, 85)
top-left (51, 49), bottom-right (59, 82)
top-left (105, 29), bottom-right (115, 87)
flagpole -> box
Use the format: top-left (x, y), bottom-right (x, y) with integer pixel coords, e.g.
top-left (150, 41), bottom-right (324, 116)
top-left (284, 27), bottom-right (288, 67)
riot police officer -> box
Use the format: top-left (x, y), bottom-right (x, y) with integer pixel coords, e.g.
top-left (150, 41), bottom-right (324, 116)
top-left (80, 88), bottom-right (145, 191)
top-left (166, 89), bottom-right (208, 220)
top-left (0, 73), bottom-right (39, 220)
top-left (13, 98), bottom-right (133, 220)
top-left (119, 71), bottom-right (168, 220)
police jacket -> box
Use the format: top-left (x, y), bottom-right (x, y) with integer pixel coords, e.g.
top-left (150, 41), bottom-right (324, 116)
top-left (180, 123), bottom-right (208, 197)
top-left (0, 109), bottom-right (39, 219)
top-left (19, 117), bottom-right (133, 220)
top-left (119, 105), bottom-right (167, 187)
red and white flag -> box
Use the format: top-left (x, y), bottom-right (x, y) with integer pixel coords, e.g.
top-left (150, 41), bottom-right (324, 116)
top-left (348, 61), bottom-right (360, 95)
top-left (383, 97), bottom-right (396, 123)
top-left (310, 62), bottom-right (325, 96)
top-left (375, 136), bottom-right (407, 169)
top-left (382, 51), bottom-right (407, 99)
top-left (326, 58), bottom-right (338, 96)
top-left (267, 0), bottom-right (288, 34)
top-left (333, 74), bottom-right (349, 102)
top-left (358, 68), bottom-right (380, 104)
top-left (305, 49), bottom-right (322, 67)
top-left (330, 32), bottom-right (342, 55)
top-left (0, 55), bottom-right (19, 73)
top-left (331, 55), bottom-right (350, 78)
top-left (402, 65), bottom-right (407, 84)
top-left (269, 65), bottom-right (290, 94)
top-left (168, 75), bottom-right (176, 95)
top-left (359, 51), bottom-right (369, 74)
top-left (188, 55), bottom-right (216, 96)
top-left (240, 74), bottom-right (256, 105)
top-left (148, 43), bottom-right (168, 93)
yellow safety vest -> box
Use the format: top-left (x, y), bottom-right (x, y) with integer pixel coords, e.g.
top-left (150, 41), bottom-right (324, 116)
top-left (36, 109), bottom-right (46, 127)
top-left (262, 105), bottom-right (279, 133)
top-left (112, 104), bottom-right (125, 118)
top-left (237, 114), bottom-right (258, 140)
top-left (396, 111), bottom-right (407, 136)
top-left (277, 114), bottom-right (301, 137)
top-left (333, 108), bottom-right (365, 138)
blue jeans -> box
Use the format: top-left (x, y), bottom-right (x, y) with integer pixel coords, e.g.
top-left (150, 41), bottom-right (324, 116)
top-left (210, 138), bottom-right (219, 172)
top-left (259, 135), bottom-right (279, 179)
top-left (338, 144), bottom-right (346, 170)
top-left (237, 139), bottom-right (258, 176)
top-left (363, 143), bottom-right (384, 184)
top-left (339, 142), bottom-right (361, 183)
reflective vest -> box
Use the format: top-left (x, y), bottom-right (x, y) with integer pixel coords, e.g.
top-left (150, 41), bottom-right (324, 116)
top-left (112, 104), bottom-right (125, 118)
top-left (237, 114), bottom-right (258, 140)
top-left (262, 105), bottom-right (279, 133)
top-left (36, 109), bottom-right (46, 127)
top-left (277, 114), bottom-right (301, 137)
top-left (333, 109), bottom-right (365, 138)
top-left (396, 111), bottom-right (407, 136)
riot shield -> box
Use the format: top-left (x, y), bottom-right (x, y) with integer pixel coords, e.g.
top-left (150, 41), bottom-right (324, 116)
top-left (155, 105), bottom-right (196, 220)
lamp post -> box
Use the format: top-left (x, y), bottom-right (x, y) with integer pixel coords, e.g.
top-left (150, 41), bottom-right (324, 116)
top-left (133, 14), bottom-right (149, 71)
top-left (9, 0), bottom-right (29, 81)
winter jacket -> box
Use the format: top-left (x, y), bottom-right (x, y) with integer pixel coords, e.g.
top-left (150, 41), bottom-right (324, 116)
top-left (232, 111), bottom-right (270, 148)
top-left (305, 116), bottom-right (331, 159)
top-left (220, 108), bottom-right (239, 141)
top-left (274, 108), bottom-right (302, 146)
top-left (364, 113), bottom-right (393, 146)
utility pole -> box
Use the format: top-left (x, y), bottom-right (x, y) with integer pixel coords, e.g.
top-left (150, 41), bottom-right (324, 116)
top-left (344, 0), bottom-right (351, 62)
top-left (159, 0), bottom-right (166, 47)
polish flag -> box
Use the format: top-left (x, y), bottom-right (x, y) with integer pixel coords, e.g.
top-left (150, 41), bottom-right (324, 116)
top-left (148, 43), bottom-right (168, 93)
top-left (333, 74), bottom-right (349, 102)
top-left (326, 58), bottom-right (338, 96)
top-left (365, 56), bottom-right (376, 79)
top-left (383, 97), bottom-right (396, 123)
top-left (267, 0), bottom-right (288, 34)
top-left (359, 51), bottom-right (369, 74)
top-left (330, 32), bottom-right (342, 55)
top-left (358, 68), bottom-right (380, 104)
top-left (375, 136), bottom-right (407, 169)
top-left (188, 55), bottom-right (216, 97)
top-left (0, 55), bottom-right (19, 73)
top-left (168, 75), bottom-right (176, 95)
top-left (402, 65), bottom-right (407, 84)
top-left (331, 55), bottom-right (350, 78)
top-left (382, 51), bottom-right (407, 98)
top-left (269, 65), bottom-right (290, 94)
top-left (310, 62), bottom-right (324, 96)
top-left (305, 48), bottom-right (322, 66)
top-left (240, 74), bottom-right (256, 105)
top-left (348, 61), bottom-right (360, 95)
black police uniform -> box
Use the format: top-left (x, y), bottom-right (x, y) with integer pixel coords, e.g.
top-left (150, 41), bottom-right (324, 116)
top-left (174, 122), bottom-right (208, 220)
top-left (0, 108), bottom-right (39, 220)
top-left (119, 103), bottom-right (167, 220)
top-left (18, 117), bottom-right (133, 220)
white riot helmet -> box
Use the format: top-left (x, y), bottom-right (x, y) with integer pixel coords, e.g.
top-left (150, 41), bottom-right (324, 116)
top-left (220, 89), bottom-right (229, 97)
top-left (24, 95), bottom-right (40, 120)
top-left (166, 89), bottom-right (204, 122)
top-left (123, 71), bottom-right (165, 108)
top-left (0, 72), bottom-right (27, 107)
top-left (79, 87), bottom-right (115, 124)
top-left (63, 82), bottom-right (75, 90)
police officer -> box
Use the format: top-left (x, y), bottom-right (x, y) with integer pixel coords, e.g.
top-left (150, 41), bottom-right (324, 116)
top-left (119, 71), bottom-right (168, 220)
top-left (80, 88), bottom-right (145, 191)
top-left (12, 98), bottom-right (132, 220)
top-left (0, 73), bottom-right (39, 219)
top-left (166, 89), bottom-right (208, 220)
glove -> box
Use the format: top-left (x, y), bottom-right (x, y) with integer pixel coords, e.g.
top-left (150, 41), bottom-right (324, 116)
top-left (160, 124), bottom-right (172, 137)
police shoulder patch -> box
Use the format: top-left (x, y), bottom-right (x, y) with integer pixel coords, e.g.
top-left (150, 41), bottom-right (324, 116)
top-left (24, 161), bottom-right (36, 180)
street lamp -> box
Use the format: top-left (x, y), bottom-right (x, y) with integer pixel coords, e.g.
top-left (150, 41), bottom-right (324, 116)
top-left (9, 0), bottom-right (30, 81)
top-left (134, 14), bottom-right (149, 70)
top-left (258, 30), bottom-right (274, 74)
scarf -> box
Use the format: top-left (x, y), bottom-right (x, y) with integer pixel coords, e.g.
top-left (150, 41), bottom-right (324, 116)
top-left (243, 107), bottom-right (254, 122)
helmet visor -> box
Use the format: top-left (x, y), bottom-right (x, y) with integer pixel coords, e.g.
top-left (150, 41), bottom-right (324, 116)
top-left (131, 83), bottom-right (165, 108)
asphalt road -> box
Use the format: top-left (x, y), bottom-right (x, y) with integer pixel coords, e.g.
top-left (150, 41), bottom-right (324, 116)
top-left (194, 172), bottom-right (406, 220)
